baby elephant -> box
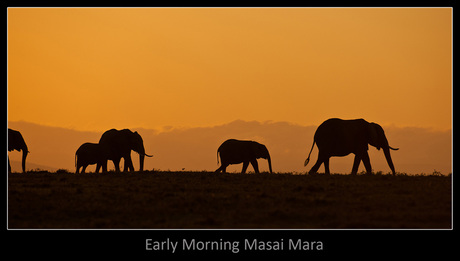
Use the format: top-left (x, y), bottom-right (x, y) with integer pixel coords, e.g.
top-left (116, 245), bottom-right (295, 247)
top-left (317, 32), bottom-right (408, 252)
top-left (75, 142), bottom-right (108, 173)
top-left (215, 139), bottom-right (273, 174)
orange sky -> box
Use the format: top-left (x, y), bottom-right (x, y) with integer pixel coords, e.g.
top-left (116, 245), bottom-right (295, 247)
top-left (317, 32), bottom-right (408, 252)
top-left (8, 8), bottom-right (452, 132)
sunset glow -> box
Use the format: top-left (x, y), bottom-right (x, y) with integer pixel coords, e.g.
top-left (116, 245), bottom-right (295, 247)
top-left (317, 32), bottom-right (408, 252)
top-left (7, 8), bottom-right (452, 174)
top-left (8, 8), bottom-right (451, 131)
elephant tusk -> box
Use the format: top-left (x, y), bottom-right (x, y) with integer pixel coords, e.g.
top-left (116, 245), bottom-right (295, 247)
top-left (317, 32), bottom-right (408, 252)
top-left (136, 152), bottom-right (153, 157)
top-left (389, 146), bottom-right (399, 151)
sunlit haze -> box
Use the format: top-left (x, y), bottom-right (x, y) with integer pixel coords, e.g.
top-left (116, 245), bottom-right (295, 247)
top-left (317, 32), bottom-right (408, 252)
top-left (7, 8), bottom-right (452, 174)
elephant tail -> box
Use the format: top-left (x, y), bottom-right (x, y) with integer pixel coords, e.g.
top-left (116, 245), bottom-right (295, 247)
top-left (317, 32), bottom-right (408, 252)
top-left (304, 141), bottom-right (316, 167)
top-left (217, 150), bottom-right (220, 165)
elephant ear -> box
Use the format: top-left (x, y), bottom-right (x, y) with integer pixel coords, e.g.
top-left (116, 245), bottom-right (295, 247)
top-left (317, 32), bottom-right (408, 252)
top-left (368, 123), bottom-right (381, 150)
top-left (249, 141), bottom-right (261, 158)
top-left (255, 143), bottom-right (269, 159)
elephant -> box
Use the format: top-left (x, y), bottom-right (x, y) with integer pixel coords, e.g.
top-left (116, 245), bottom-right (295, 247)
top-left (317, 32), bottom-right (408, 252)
top-left (215, 139), bottom-right (273, 174)
top-left (304, 118), bottom-right (399, 175)
top-left (8, 128), bottom-right (29, 173)
top-left (98, 129), bottom-right (152, 172)
top-left (75, 142), bottom-right (109, 173)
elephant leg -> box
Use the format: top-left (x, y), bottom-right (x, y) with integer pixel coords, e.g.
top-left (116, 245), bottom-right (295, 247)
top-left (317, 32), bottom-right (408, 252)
top-left (361, 151), bottom-right (372, 174)
top-left (351, 154), bottom-right (361, 175)
top-left (123, 154), bottom-right (134, 172)
top-left (96, 163), bottom-right (101, 173)
top-left (250, 159), bottom-right (260, 173)
top-left (123, 158), bottom-right (128, 172)
top-left (112, 158), bottom-right (121, 172)
top-left (8, 157), bottom-right (11, 173)
top-left (76, 164), bottom-right (80, 174)
top-left (241, 161), bottom-right (249, 174)
top-left (309, 159), bottom-right (322, 174)
top-left (128, 158), bottom-right (134, 171)
top-left (309, 152), bottom-right (326, 174)
top-left (324, 157), bottom-right (330, 175)
top-left (215, 164), bottom-right (228, 173)
top-left (102, 161), bottom-right (108, 173)
top-left (124, 156), bottom-right (134, 172)
top-left (81, 165), bottom-right (87, 174)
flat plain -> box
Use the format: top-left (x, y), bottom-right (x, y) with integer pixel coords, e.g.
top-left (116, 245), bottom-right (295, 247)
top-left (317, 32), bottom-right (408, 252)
top-left (7, 171), bottom-right (451, 229)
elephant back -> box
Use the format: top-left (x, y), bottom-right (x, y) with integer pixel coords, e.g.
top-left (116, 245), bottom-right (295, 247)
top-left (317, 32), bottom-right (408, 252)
top-left (99, 129), bottom-right (118, 144)
top-left (218, 139), bottom-right (258, 163)
top-left (99, 129), bottom-right (125, 157)
top-left (99, 129), bottom-right (141, 158)
top-left (8, 128), bottom-right (27, 152)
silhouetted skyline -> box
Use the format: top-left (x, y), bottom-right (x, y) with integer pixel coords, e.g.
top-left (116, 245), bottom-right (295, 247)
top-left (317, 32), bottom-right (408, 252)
top-left (8, 120), bottom-right (451, 174)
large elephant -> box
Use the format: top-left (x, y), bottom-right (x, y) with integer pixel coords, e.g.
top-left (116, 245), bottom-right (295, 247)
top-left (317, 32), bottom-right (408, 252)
top-left (304, 118), bottom-right (399, 175)
top-left (215, 139), bottom-right (273, 174)
top-left (98, 129), bottom-right (152, 172)
top-left (75, 142), bottom-right (109, 173)
top-left (8, 128), bottom-right (29, 173)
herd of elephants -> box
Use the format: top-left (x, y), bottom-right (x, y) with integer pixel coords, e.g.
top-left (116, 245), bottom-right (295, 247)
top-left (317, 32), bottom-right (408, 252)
top-left (7, 118), bottom-right (399, 175)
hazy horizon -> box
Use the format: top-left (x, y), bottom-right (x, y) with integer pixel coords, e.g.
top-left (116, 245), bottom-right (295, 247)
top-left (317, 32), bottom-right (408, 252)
top-left (8, 120), bottom-right (452, 175)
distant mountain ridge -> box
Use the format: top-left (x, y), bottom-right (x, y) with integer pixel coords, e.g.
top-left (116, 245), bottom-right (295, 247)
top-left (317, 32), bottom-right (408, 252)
top-left (9, 160), bottom-right (58, 173)
top-left (7, 120), bottom-right (452, 174)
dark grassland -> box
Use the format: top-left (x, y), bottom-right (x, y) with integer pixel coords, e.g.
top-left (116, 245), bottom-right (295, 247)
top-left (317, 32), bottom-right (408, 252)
top-left (8, 171), bottom-right (451, 229)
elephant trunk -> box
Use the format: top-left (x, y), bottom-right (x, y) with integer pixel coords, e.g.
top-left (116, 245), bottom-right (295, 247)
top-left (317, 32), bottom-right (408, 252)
top-left (383, 146), bottom-right (396, 175)
top-left (267, 154), bottom-right (273, 174)
top-left (139, 154), bottom-right (145, 172)
top-left (138, 151), bottom-right (153, 172)
top-left (135, 143), bottom-right (151, 171)
top-left (21, 147), bottom-right (28, 173)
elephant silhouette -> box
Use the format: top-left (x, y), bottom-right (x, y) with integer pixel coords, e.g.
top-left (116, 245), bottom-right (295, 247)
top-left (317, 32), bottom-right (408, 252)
top-left (8, 128), bottom-right (29, 173)
top-left (98, 129), bottom-right (152, 172)
top-left (304, 118), bottom-right (399, 175)
top-left (215, 139), bottom-right (273, 174)
top-left (75, 142), bottom-right (109, 173)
